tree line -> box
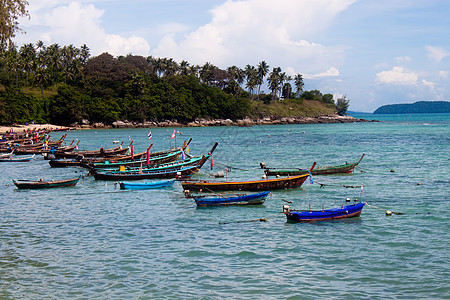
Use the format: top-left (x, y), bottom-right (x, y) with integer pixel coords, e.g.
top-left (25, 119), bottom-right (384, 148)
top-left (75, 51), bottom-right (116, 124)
top-left (0, 41), bottom-right (349, 126)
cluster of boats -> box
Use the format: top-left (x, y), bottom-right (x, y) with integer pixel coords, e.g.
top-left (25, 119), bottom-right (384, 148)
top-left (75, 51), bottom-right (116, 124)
top-left (3, 128), bottom-right (366, 222)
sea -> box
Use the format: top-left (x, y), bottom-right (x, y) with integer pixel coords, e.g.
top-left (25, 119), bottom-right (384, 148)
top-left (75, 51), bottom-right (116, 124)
top-left (1, 113), bottom-right (449, 299)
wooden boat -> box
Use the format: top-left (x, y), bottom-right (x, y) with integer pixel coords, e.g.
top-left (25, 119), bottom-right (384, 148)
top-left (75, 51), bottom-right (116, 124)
top-left (94, 163), bottom-right (204, 181)
top-left (182, 162), bottom-right (315, 192)
top-left (0, 154), bottom-right (35, 162)
top-left (88, 149), bottom-right (181, 169)
top-left (0, 151), bottom-right (13, 159)
top-left (283, 202), bottom-right (365, 222)
top-left (12, 175), bottom-right (81, 189)
top-left (263, 154), bottom-right (365, 176)
top-left (53, 142), bottom-right (130, 158)
top-left (93, 142), bottom-right (217, 181)
top-left (192, 191), bottom-right (270, 207)
top-left (118, 179), bottom-right (175, 190)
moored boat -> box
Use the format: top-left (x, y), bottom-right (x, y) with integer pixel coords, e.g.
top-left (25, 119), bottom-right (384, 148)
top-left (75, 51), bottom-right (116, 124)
top-left (263, 154), bottom-right (365, 176)
top-left (12, 175), bottom-right (81, 189)
top-left (0, 154), bottom-right (35, 162)
top-left (192, 191), bottom-right (270, 207)
top-left (118, 179), bottom-right (175, 190)
top-left (283, 202), bottom-right (365, 222)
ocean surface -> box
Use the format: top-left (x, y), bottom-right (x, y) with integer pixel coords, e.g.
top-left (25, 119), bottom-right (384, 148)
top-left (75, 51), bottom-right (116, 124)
top-left (1, 113), bottom-right (449, 299)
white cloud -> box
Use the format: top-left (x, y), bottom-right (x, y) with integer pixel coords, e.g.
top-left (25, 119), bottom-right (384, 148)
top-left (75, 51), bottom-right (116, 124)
top-left (425, 46), bottom-right (450, 63)
top-left (375, 67), bottom-right (418, 85)
top-left (395, 56), bottom-right (411, 63)
top-left (153, 0), bottom-right (356, 73)
top-left (438, 70), bottom-right (448, 79)
top-left (305, 67), bottom-right (340, 79)
top-left (16, 1), bottom-right (150, 56)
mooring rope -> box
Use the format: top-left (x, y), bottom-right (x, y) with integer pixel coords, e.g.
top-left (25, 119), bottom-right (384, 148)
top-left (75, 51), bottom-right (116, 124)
top-left (364, 202), bottom-right (404, 215)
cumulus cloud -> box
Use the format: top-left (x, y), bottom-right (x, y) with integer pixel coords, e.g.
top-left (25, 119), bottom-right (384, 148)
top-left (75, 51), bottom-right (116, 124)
top-left (375, 67), bottom-right (418, 85)
top-left (305, 67), bottom-right (340, 79)
top-left (153, 0), bottom-right (355, 73)
top-left (426, 46), bottom-right (450, 63)
top-left (16, 1), bottom-right (150, 56)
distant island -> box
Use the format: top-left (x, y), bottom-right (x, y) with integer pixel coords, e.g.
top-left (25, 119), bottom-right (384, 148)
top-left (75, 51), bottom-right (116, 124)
top-left (374, 101), bottom-right (450, 114)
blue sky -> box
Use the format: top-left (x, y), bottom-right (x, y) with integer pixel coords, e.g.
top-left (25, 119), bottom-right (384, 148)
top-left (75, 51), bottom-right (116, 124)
top-left (15, 0), bottom-right (450, 112)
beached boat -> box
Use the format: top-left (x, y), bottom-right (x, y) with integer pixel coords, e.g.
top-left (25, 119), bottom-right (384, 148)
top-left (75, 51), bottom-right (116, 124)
top-left (0, 154), bottom-right (35, 162)
top-left (53, 142), bottom-right (130, 158)
top-left (192, 191), bottom-right (270, 207)
top-left (12, 175), bottom-right (81, 189)
top-left (283, 202), bottom-right (365, 222)
top-left (181, 163), bottom-right (315, 192)
top-left (88, 149), bottom-right (181, 169)
top-left (118, 179), bottom-right (175, 190)
top-left (263, 154), bottom-right (365, 176)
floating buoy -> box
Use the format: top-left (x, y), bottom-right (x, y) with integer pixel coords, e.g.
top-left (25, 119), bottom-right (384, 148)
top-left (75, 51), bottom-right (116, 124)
top-left (390, 170), bottom-right (395, 172)
top-left (268, 134), bottom-right (271, 137)
top-left (262, 174), bottom-right (267, 179)
top-left (417, 182), bottom-right (422, 185)
top-left (386, 210), bottom-right (392, 216)
top-left (105, 183), bottom-right (107, 186)
top-left (302, 131), bottom-right (305, 134)
top-left (276, 175), bottom-right (280, 178)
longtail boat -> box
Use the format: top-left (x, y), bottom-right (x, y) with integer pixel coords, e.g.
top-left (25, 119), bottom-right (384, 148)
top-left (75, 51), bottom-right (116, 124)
top-left (12, 175), bottom-right (81, 189)
top-left (182, 162), bottom-right (316, 192)
top-left (93, 142), bottom-right (217, 181)
top-left (118, 179), bottom-right (175, 190)
top-left (0, 154), bottom-right (35, 162)
top-left (263, 154), bottom-right (365, 176)
top-left (88, 148), bottom-right (181, 170)
top-left (283, 202), bottom-right (365, 222)
top-left (53, 142), bottom-right (130, 158)
top-left (192, 191), bottom-right (270, 207)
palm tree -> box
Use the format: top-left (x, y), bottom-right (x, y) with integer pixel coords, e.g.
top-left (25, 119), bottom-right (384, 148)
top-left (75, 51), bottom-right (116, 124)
top-left (282, 75), bottom-right (293, 99)
top-left (294, 73), bottom-right (304, 97)
top-left (179, 60), bottom-right (190, 76)
top-left (19, 43), bottom-right (36, 88)
top-left (268, 67), bottom-right (281, 101)
top-left (244, 64), bottom-right (257, 100)
top-left (256, 61), bottom-right (269, 100)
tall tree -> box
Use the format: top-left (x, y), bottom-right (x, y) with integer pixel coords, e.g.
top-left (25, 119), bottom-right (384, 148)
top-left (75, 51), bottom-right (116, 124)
top-left (336, 96), bottom-right (350, 115)
top-left (0, 0), bottom-right (29, 50)
top-left (294, 73), bottom-right (304, 97)
top-left (256, 61), bottom-right (269, 100)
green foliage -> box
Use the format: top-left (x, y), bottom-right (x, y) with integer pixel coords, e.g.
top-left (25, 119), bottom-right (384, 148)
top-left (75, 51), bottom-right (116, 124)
top-left (0, 41), bottom-right (343, 125)
top-left (336, 96), bottom-right (350, 116)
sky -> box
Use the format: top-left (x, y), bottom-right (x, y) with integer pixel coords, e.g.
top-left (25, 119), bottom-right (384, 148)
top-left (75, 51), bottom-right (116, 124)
top-left (14, 0), bottom-right (450, 112)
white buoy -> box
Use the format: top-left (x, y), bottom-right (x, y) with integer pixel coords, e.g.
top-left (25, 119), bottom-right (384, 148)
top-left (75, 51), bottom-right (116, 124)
top-left (386, 210), bottom-right (392, 216)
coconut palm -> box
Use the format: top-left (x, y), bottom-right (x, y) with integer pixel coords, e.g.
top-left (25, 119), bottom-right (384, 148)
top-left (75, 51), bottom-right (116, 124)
top-left (294, 73), bottom-right (304, 97)
top-left (256, 61), bottom-right (269, 100)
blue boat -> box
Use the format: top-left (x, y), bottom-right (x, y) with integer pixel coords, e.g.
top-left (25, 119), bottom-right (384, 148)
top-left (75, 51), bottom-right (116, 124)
top-left (118, 179), bottom-right (175, 190)
top-left (192, 191), bottom-right (270, 207)
top-left (283, 202), bottom-right (365, 222)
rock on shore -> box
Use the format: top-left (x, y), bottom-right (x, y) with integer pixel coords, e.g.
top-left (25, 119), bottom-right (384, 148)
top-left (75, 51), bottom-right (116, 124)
top-left (72, 115), bottom-right (372, 129)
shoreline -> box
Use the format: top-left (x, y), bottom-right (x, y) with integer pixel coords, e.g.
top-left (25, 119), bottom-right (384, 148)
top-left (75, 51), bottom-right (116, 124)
top-left (1, 115), bottom-right (375, 133)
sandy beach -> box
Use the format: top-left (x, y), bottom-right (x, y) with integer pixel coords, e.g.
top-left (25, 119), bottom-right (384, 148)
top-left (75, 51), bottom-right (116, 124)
top-left (0, 124), bottom-right (65, 134)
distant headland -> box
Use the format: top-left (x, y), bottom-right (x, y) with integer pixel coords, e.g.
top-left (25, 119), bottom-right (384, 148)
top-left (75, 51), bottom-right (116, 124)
top-left (374, 101), bottom-right (450, 114)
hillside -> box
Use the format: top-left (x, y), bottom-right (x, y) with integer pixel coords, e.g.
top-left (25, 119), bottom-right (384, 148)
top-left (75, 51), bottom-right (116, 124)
top-left (374, 101), bottom-right (450, 114)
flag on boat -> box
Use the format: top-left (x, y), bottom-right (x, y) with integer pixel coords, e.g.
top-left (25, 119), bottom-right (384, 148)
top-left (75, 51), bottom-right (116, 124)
top-left (146, 148), bottom-right (150, 165)
top-left (170, 129), bottom-right (176, 139)
top-left (148, 131), bottom-right (152, 140)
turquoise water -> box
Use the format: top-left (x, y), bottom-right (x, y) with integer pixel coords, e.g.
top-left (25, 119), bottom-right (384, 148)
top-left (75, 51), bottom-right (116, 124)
top-left (1, 114), bottom-right (449, 298)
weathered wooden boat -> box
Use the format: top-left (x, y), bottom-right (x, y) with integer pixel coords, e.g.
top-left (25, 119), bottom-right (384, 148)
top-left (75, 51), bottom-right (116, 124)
top-left (0, 154), bottom-right (35, 162)
top-left (95, 154), bottom-right (206, 174)
top-left (12, 175), bottom-right (81, 189)
top-left (283, 202), bottom-right (365, 222)
top-left (88, 149), bottom-right (181, 170)
top-left (182, 162), bottom-right (315, 192)
top-left (93, 142), bottom-right (216, 181)
top-left (118, 179), bottom-right (175, 190)
top-left (191, 191), bottom-right (270, 207)
top-left (94, 163), bottom-right (204, 181)
top-left (53, 142), bottom-right (130, 158)
top-left (49, 158), bottom-right (86, 168)
top-left (263, 154), bottom-right (365, 176)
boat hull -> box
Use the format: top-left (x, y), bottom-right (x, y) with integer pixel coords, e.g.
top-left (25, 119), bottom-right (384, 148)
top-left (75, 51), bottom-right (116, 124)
top-left (119, 179), bottom-right (175, 190)
top-left (13, 176), bottom-right (81, 189)
top-left (182, 174), bottom-right (310, 192)
top-left (194, 191), bottom-right (270, 207)
top-left (285, 203), bottom-right (365, 222)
